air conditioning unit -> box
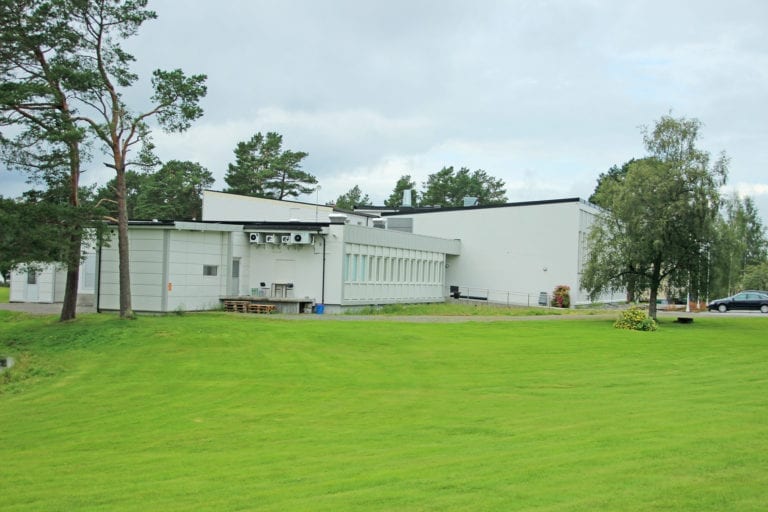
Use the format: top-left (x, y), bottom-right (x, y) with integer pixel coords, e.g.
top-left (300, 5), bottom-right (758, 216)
top-left (290, 232), bottom-right (313, 244)
top-left (281, 235), bottom-right (291, 244)
top-left (265, 234), bottom-right (278, 244)
top-left (248, 233), bottom-right (262, 244)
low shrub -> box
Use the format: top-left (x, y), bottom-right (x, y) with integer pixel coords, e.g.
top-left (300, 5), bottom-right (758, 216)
top-left (614, 306), bottom-right (657, 331)
top-left (550, 285), bottom-right (571, 308)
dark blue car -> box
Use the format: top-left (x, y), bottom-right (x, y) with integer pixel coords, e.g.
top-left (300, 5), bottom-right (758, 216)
top-left (708, 290), bottom-right (768, 313)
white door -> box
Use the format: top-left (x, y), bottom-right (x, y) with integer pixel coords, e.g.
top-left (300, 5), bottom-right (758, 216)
top-left (26, 271), bottom-right (39, 302)
top-left (231, 258), bottom-right (240, 295)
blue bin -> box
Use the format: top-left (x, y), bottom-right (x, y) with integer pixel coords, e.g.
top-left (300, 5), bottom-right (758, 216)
top-left (315, 304), bottom-right (325, 315)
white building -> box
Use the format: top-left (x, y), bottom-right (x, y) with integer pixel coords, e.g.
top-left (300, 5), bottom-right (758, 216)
top-left (10, 191), bottom-right (612, 312)
top-left (377, 198), bottom-right (607, 306)
top-left (9, 246), bottom-right (97, 305)
top-left (94, 216), bottom-right (459, 313)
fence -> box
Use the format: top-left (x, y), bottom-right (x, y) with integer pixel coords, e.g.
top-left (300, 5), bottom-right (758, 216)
top-left (449, 285), bottom-right (551, 307)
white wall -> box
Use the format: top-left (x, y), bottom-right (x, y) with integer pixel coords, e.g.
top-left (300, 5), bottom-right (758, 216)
top-left (333, 224), bottom-right (460, 308)
top-left (9, 265), bottom-right (56, 303)
top-left (202, 190), bottom-right (372, 225)
top-left (240, 223), bottom-right (460, 311)
top-left (9, 241), bottom-right (99, 305)
top-left (99, 224), bottom-right (242, 312)
top-left (245, 231), bottom-right (326, 302)
top-left (391, 200), bottom-right (603, 305)
top-left (98, 228), bottom-right (165, 311)
top-left (165, 230), bottom-right (231, 311)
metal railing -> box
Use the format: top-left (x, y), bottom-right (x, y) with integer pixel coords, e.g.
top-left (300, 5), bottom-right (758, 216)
top-left (449, 285), bottom-right (551, 307)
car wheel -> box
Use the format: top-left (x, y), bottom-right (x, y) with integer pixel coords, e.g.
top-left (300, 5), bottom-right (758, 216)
top-left (761, 305), bottom-right (768, 314)
top-left (718, 304), bottom-right (727, 313)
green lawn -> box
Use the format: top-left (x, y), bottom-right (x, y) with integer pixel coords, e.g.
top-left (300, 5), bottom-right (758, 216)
top-left (0, 285), bottom-right (9, 303)
top-left (1, 312), bottom-right (766, 511)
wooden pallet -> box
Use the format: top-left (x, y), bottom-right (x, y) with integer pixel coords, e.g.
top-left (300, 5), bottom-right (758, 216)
top-left (223, 300), bottom-right (250, 313)
top-left (248, 303), bottom-right (277, 314)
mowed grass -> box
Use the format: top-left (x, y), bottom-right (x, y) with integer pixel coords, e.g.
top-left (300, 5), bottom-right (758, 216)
top-left (1, 312), bottom-right (766, 511)
top-left (349, 302), bottom-right (612, 316)
top-left (0, 285), bottom-right (9, 303)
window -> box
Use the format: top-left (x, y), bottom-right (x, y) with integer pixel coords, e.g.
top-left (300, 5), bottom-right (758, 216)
top-left (203, 265), bottom-right (218, 276)
top-left (27, 271), bottom-right (37, 285)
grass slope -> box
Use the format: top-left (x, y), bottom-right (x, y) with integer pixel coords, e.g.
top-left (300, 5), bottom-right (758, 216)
top-left (1, 312), bottom-right (766, 511)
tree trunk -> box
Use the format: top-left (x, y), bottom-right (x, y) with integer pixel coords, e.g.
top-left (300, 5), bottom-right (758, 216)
top-left (116, 167), bottom-right (133, 319)
top-left (59, 232), bottom-right (82, 322)
top-left (59, 140), bottom-right (82, 322)
top-left (648, 260), bottom-right (662, 320)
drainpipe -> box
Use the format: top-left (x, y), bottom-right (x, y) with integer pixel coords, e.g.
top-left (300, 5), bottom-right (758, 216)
top-left (321, 234), bottom-right (326, 304)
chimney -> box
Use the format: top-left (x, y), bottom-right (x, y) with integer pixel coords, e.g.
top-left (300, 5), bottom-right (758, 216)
top-left (402, 189), bottom-right (412, 207)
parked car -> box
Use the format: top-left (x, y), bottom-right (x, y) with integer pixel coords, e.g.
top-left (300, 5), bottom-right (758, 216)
top-left (707, 291), bottom-right (768, 313)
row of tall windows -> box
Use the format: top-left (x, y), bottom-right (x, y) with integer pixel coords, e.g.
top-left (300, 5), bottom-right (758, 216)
top-left (344, 253), bottom-right (443, 284)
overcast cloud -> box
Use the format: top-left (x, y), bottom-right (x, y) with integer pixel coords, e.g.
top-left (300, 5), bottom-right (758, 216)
top-left (3, 0), bottom-right (768, 220)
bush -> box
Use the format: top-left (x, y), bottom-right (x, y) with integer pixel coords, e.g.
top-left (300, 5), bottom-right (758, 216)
top-left (550, 285), bottom-right (571, 308)
top-left (614, 306), bottom-right (657, 331)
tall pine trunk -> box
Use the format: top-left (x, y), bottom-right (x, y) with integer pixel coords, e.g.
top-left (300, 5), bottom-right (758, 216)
top-left (115, 166), bottom-right (133, 319)
top-left (59, 232), bottom-right (82, 321)
top-left (59, 139), bottom-right (82, 322)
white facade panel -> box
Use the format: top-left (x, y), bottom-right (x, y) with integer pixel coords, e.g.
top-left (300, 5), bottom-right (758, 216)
top-left (202, 190), bottom-right (372, 225)
top-left (165, 230), bottom-right (230, 312)
top-left (98, 227), bottom-right (165, 312)
top-left (9, 265), bottom-right (56, 303)
top-left (390, 200), bottom-right (603, 306)
top-left (338, 224), bottom-right (449, 307)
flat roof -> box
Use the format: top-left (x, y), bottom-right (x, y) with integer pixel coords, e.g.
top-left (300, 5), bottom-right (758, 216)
top-left (382, 197), bottom-right (589, 216)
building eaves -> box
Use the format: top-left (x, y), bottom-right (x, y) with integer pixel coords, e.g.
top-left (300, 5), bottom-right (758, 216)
top-left (382, 197), bottom-right (585, 216)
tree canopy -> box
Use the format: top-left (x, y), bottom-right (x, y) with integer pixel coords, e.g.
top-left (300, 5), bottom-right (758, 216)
top-left (67, 0), bottom-right (207, 318)
top-left (581, 115), bottom-right (728, 318)
top-left (708, 194), bottom-right (768, 296)
top-left (382, 168), bottom-right (507, 208)
top-left (421, 167), bottom-right (507, 207)
top-left (134, 160), bottom-right (213, 220)
top-left (384, 175), bottom-right (418, 207)
top-left (0, 0), bottom-right (93, 320)
top-left (224, 132), bottom-right (317, 200)
top-left (332, 185), bottom-right (372, 210)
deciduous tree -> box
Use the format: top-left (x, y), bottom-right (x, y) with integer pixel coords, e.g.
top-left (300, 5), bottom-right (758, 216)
top-left (709, 195), bottom-right (768, 296)
top-left (581, 115), bottom-right (728, 319)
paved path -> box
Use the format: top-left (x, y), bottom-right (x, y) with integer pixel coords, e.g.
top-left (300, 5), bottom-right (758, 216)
top-left (0, 302), bottom-right (95, 315)
top-left (1, 302), bottom-right (763, 322)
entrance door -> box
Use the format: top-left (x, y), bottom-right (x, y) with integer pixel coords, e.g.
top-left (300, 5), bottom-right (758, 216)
top-left (231, 258), bottom-right (240, 295)
top-left (26, 270), bottom-right (39, 302)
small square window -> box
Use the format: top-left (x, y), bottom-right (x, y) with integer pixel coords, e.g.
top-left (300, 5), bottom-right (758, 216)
top-left (27, 271), bottom-right (37, 285)
top-left (203, 265), bottom-right (218, 276)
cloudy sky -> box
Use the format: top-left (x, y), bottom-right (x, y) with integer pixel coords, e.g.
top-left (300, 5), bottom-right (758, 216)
top-left (3, 0), bottom-right (768, 219)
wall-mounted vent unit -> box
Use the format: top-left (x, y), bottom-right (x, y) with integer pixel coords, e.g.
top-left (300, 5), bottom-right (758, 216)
top-left (281, 235), bottom-right (291, 244)
top-left (265, 234), bottom-right (278, 244)
top-left (290, 232), bottom-right (313, 244)
top-left (248, 233), bottom-right (262, 244)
